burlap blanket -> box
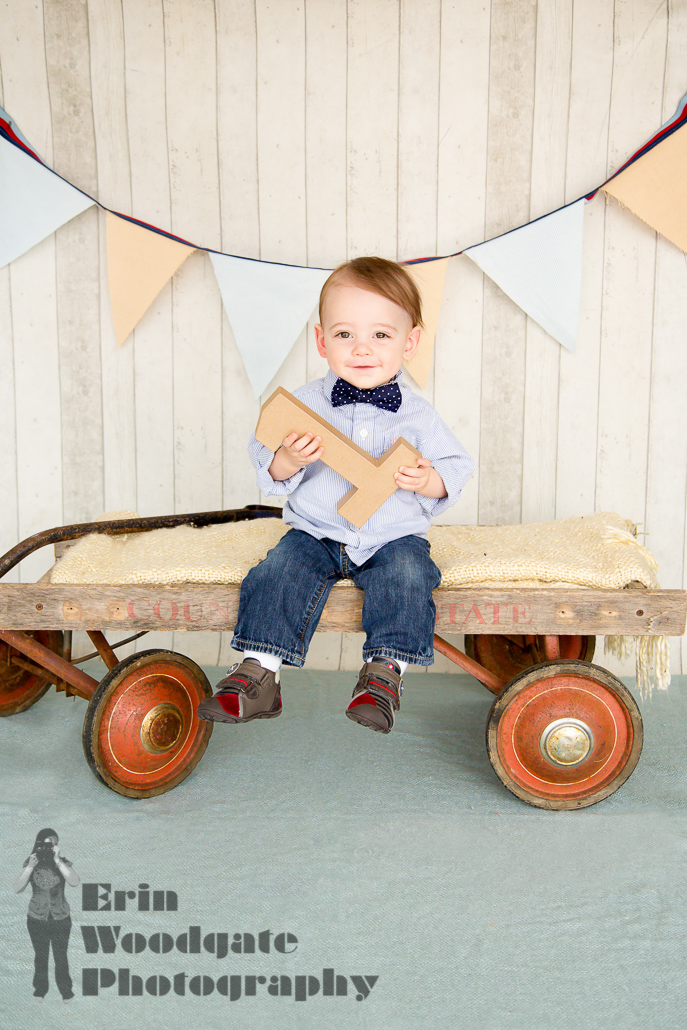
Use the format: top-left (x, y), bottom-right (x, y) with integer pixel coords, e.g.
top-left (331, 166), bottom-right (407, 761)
top-left (50, 511), bottom-right (668, 693)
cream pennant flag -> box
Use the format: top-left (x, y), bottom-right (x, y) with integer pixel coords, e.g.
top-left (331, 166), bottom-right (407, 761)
top-left (106, 211), bottom-right (195, 345)
top-left (602, 123), bottom-right (687, 253)
top-left (403, 257), bottom-right (450, 388)
top-left (464, 199), bottom-right (586, 351)
top-left (210, 253), bottom-right (331, 397)
top-left (0, 135), bottom-right (94, 269)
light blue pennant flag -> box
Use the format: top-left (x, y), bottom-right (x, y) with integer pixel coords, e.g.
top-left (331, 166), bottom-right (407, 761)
top-left (0, 135), bottom-right (95, 269)
top-left (464, 198), bottom-right (586, 351)
top-left (210, 253), bottom-right (331, 396)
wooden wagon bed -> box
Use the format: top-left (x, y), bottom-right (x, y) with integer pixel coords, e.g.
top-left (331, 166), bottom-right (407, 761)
top-left (1, 507), bottom-right (685, 810)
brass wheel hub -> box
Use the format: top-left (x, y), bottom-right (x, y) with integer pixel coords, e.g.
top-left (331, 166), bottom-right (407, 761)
top-left (539, 718), bottom-right (595, 767)
top-left (140, 703), bottom-right (184, 754)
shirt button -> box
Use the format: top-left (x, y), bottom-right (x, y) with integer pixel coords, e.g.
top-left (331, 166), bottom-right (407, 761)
top-left (359, 429), bottom-right (368, 439)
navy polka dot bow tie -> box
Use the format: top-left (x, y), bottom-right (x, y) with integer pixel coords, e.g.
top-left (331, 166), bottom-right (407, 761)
top-left (331, 376), bottom-right (403, 413)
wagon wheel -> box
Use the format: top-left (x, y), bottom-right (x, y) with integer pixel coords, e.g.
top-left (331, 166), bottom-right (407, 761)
top-left (485, 659), bottom-right (642, 810)
top-left (465, 634), bottom-right (595, 682)
top-left (0, 631), bottom-right (63, 716)
top-left (82, 649), bottom-right (213, 798)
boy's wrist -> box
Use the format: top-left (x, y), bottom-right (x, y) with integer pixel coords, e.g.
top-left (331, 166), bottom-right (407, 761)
top-left (417, 467), bottom-right (447, 499)
top-left (268, 448), bottom-right (304, 482)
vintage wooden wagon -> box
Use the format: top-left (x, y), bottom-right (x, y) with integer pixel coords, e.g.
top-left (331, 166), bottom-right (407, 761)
top-left (1, 506), bottom-right (685, 810)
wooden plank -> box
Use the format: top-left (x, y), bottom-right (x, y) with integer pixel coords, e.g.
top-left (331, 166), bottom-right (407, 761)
top-left (596, 1), bottom-right (667, 523)
top-left (435, 1), bottom-right (491, 531)
top-left (554, 0), bottom-right (614, 522)
top-left (121, 0), bottom-right (175, 556)
top-left (255, 0), bottom-right (306, 264)
top-left (44, 0), bottom-right (104, 524)
top-left (7, 240), bottom-right (65, 584)
top-left (346, 0), bottom-right (400, 256)
top-left (479, 284), bottom-right (527, 525)
top-left (521, 0), bottom-right (572, 525)
top-left (216, 0), bottom-right (261, 259)
top-left (0, 3), bottom-right (62, 583)
top-left (478, 0), bottom-right (536, 526)
top-left (88, 0), bottom-right (137, 515)
top-left (396, 0), bottom-right (441, 409)
top-left (161, 0), bottom-right (223, 461)
top-left (0, 95), bottom-right (57, 596)
top-left (304, 0), bottom-right (347, 269)
top-left (163, 0), bottom-right (223, 666)
top-left (397, 0), bottom-right (440, 263)
top-left (647, 3), bottom-right (687, 673)
top-left (0, 583), bottom-right (684, 637)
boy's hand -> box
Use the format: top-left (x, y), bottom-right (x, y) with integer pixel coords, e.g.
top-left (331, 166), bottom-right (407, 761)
top-left (269, 432), bottom-right (324, 481)
top-left (394, 457), bottom-right (447, 499)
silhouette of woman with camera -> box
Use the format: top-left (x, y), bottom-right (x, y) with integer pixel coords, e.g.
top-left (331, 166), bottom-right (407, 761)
top-left (14, 828), bottom-right (80, 1001)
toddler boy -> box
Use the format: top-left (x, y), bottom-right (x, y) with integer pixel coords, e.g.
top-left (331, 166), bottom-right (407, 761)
top-left (198, 256), bottom-right (474, 732)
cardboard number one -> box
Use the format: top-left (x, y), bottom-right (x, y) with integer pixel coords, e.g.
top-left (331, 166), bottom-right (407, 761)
top-left (255, 388), bottom-right (421, 529)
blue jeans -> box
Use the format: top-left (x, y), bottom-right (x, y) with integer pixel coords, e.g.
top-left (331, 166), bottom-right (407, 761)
top-left (232, 529), bottom-right (441, 667)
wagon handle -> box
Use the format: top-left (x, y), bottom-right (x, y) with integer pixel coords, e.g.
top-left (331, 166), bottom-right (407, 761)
top-left (0, 505), bottom-right (283, 581)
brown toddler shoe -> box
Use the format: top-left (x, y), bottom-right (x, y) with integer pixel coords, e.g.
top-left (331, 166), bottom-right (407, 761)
top-left (345, 659), bottom-right (403, 733)
top-left (197, 658), bottom-right (282, 724)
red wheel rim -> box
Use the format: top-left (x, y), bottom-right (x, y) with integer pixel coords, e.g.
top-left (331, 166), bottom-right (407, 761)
top-left (0, 632), bottom-right (61, 715)
top-left (88, 653), bottom-right (212, 795)
top-left (494, 672), bottom-right (635, 802)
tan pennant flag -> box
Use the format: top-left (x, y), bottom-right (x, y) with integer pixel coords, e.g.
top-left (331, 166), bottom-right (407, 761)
top-left (106, 211), bottom-right (195, 345)
top-left (403, 257), bottom-right (450, 389)
top-left (602, 124), bottom-right (687, 253)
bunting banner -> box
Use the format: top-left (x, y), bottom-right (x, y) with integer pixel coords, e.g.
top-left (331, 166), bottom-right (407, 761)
top-left (464, 199), bottom-right (586, 352)
top-left (1, 90), bottom-right (687, 371)
top-left (210, 253), bottom-right (331, 397)
top-left (106, 211), bottom-right (195, 346)
top-left (0, 133), bottom-right (94, 270)
top-left (403, 257), bottom-right (449, 389)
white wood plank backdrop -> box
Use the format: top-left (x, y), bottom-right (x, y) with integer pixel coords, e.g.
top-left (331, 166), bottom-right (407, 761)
top-left (0, 0), bottom-right (686, 677)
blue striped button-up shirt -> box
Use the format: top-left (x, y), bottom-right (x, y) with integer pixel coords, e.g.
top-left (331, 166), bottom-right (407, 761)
top-left (249, 369), bottom-right (475, 564)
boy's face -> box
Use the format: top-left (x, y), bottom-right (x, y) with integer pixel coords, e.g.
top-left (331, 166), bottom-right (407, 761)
top-left (315, 283), bottom-right (421, 390)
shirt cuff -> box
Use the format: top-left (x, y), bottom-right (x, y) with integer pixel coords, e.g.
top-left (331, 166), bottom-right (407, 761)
top-left (254, 447), bottom-right (307, 496)
top-left (416, 455), bottom-right (475, 517)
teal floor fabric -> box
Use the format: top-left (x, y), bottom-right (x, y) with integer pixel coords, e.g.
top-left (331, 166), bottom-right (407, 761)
top-left (1, 665), bottom-right (686, 1029)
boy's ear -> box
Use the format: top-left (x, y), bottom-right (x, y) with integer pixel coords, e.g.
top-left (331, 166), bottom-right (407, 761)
top-left (314, 324), bottom-right (327, 358)
top-left (403, 326), bottom-right (422, 361)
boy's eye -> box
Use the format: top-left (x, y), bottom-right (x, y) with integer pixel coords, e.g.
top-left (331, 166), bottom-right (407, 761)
top-left (373, 332), bottom-right (389, 339)
top-left (336, 331), bottom-right (352, 339)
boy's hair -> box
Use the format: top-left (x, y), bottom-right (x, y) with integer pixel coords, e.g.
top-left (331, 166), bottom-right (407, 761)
top-left (318, 256), bottom-right (424, 330)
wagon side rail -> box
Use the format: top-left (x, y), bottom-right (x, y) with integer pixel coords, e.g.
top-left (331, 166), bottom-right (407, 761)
top-left (1, 582), bottom-right (685, 637)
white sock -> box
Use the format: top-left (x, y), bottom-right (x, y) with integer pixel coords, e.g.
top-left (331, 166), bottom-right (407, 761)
top-left (369, 658), bottom-right (408, 676)
top-left (244, 651), bottom-right (282, 674)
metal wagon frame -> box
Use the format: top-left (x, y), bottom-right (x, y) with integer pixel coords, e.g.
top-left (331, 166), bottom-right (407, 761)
top-left (1, 506), bottom-right (685, 810)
